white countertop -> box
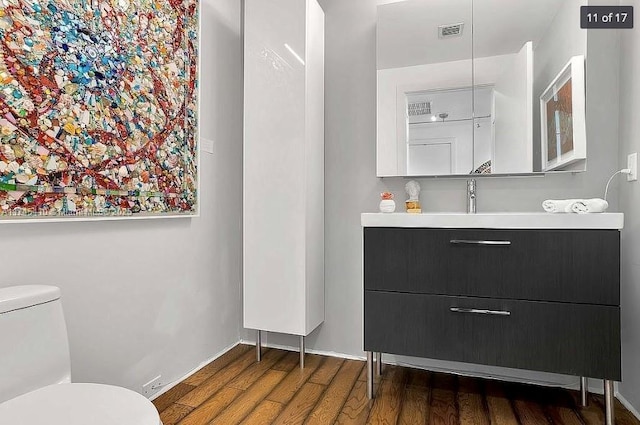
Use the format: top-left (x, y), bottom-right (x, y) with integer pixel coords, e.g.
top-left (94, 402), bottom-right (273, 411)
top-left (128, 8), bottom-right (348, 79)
top-left (361, 212), bottom-right (624, 230)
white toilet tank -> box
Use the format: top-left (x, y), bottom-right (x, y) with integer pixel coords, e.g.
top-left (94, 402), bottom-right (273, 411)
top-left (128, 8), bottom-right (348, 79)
top-left (0, 286), bottom-right (72, 403)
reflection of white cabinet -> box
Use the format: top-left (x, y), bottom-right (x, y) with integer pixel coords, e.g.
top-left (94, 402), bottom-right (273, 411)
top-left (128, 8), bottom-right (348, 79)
top-left (404, 86), bottom-right (494, 175)
top-left (493, 42), bottom-right (533, 174)
top-left (243, 0), bottom-right (325, 345)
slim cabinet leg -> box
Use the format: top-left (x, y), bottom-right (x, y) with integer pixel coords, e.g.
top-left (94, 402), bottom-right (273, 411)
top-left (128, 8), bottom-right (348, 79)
top-left (367, 352), bottom-right (374, 399)
top-left (299, 336), bottom-right (305, 369)
top-left (604, 380), bottom-right (615, 425)
top-left (580, 377), bottom-right (588, 407)
top-left (256, 330), bottom-right (262, 362)
top-left (375, 352), bottom-right (382, 376)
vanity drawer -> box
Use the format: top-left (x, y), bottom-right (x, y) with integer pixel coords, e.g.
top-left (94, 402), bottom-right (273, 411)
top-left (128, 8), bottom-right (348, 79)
top-left (364, 291), bottom-right (621, 380)
top-left (364, 227), bottom-right (620, 306)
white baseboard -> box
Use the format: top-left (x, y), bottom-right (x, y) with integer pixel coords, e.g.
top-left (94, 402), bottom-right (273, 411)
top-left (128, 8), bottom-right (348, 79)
top-left (238, 339), bottom-right (366, 361)
top-left (149, 340), bottom-right (241, 401)
top-left (391, 357), bottom-right (607, 394)
top-left (616, 391), bottom-right (640, 420)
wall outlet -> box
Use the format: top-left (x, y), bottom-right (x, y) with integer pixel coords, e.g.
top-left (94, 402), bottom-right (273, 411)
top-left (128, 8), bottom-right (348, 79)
top-left (628, 153), bottom-right (638, 181)
top-left (142, 375), bottom-right (163, 396)
top-left (201, 137), bottom-right (215, 154)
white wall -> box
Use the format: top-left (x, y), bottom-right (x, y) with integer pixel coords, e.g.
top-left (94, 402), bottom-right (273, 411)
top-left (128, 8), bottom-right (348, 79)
top-left (618, 21), bottom-right (640, 414)
top-left (245, 0), bottom-right (622, 393)
top-left (0, 0), bottom-right (243, 397)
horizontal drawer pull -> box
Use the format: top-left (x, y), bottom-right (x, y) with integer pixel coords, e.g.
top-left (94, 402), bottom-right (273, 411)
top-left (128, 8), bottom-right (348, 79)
top-left (450, 239), bottom-right (511, 246)
top-left (450, 307), bottom-right (511, 316)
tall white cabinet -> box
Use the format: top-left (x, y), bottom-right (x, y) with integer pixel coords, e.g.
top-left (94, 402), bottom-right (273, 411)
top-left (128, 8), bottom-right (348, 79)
top-left (243, 0), bottom-right (325, 366)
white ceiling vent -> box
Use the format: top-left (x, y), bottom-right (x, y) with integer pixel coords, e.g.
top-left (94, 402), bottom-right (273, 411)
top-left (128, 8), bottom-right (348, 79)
top-left (407, 101), bottom-right (432, 117)
top-left (438, 23), bottom-right (464, 39)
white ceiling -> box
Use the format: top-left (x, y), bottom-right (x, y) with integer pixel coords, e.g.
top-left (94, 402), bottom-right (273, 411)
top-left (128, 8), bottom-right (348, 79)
top-left (377, 0), bottom-right (564, 70)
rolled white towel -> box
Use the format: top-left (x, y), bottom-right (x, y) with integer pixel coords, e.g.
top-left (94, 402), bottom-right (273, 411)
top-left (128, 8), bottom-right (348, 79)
top-left (542, 199), bottom-right (580, 213)
top-left (570, 198), bottom-right (609, 214)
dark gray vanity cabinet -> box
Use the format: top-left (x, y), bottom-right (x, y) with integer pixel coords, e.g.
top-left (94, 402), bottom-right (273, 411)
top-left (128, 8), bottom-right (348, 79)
top-left (364, 227), bottom-right (621, 380)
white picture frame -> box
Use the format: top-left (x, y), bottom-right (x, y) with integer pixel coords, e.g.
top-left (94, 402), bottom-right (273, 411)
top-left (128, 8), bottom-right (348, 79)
top-left (540, 55), bottom-right (587, 172)
top-left (0, 1), bottom-right (201, 224)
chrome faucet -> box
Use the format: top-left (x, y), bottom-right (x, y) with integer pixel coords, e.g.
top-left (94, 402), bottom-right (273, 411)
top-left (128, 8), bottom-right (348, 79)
top-left (467, 179), bottom-right (476, 214)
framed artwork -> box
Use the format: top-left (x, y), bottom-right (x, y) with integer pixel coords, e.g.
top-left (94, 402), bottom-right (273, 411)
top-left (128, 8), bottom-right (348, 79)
top-left (540, 55), bottom-right (586, 172)
top-left (0, 0), bottom-right (199, 221)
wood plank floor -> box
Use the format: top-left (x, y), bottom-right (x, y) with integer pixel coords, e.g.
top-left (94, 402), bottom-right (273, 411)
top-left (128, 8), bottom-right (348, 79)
top-left (153, 344), bottom-right (640, 425)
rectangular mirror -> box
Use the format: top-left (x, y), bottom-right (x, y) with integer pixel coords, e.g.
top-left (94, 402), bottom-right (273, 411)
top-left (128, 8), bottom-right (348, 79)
top-left (377, 0), bottom-right (473, 177)
top-left (377, 0), bottom-right (590, 177)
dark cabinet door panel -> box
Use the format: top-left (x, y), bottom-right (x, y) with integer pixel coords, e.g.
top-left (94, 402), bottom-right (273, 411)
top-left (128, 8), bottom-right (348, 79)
top-left (364, 228), bottom-right (620, 306)
top-left (364, 291), bottom-right (621, 380)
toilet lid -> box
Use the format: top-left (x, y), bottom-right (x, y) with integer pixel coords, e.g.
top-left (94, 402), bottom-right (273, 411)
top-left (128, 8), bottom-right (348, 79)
top-left (0, 383), bottom-right (161, 425)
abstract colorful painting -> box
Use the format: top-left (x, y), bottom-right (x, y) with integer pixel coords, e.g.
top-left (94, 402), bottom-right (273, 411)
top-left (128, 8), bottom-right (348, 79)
top-left (546, 78), bottom-right (573, 163)
top-left (0, 0), bottom-right (198, 219)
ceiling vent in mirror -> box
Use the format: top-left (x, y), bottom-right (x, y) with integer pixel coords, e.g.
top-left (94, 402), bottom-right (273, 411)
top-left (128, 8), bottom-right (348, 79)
top-left (407, 101), bottom-right (432, 116)
top-left (438, 23), bottom-right (464, 39)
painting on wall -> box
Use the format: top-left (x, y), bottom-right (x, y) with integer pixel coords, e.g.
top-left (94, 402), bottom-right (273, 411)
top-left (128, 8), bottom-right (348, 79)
top-left (0, 0), bottom-right (199, 221)
top-left (540, 55), bottom-right (586, 172)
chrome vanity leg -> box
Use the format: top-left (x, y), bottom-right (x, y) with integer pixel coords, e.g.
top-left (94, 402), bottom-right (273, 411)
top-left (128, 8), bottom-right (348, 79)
top-left (367, 352), bottom-right (374, 399)
top-left (375, 352), bottom-right (382, 376)
top-left (604, 380), bottom-right (615, 425)
top-left (256, 330), bottom-right (262, 362)
top-left (299, 335), bottom-right (305, 369)
top-left (580, 377), bottom-right (588, 407)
